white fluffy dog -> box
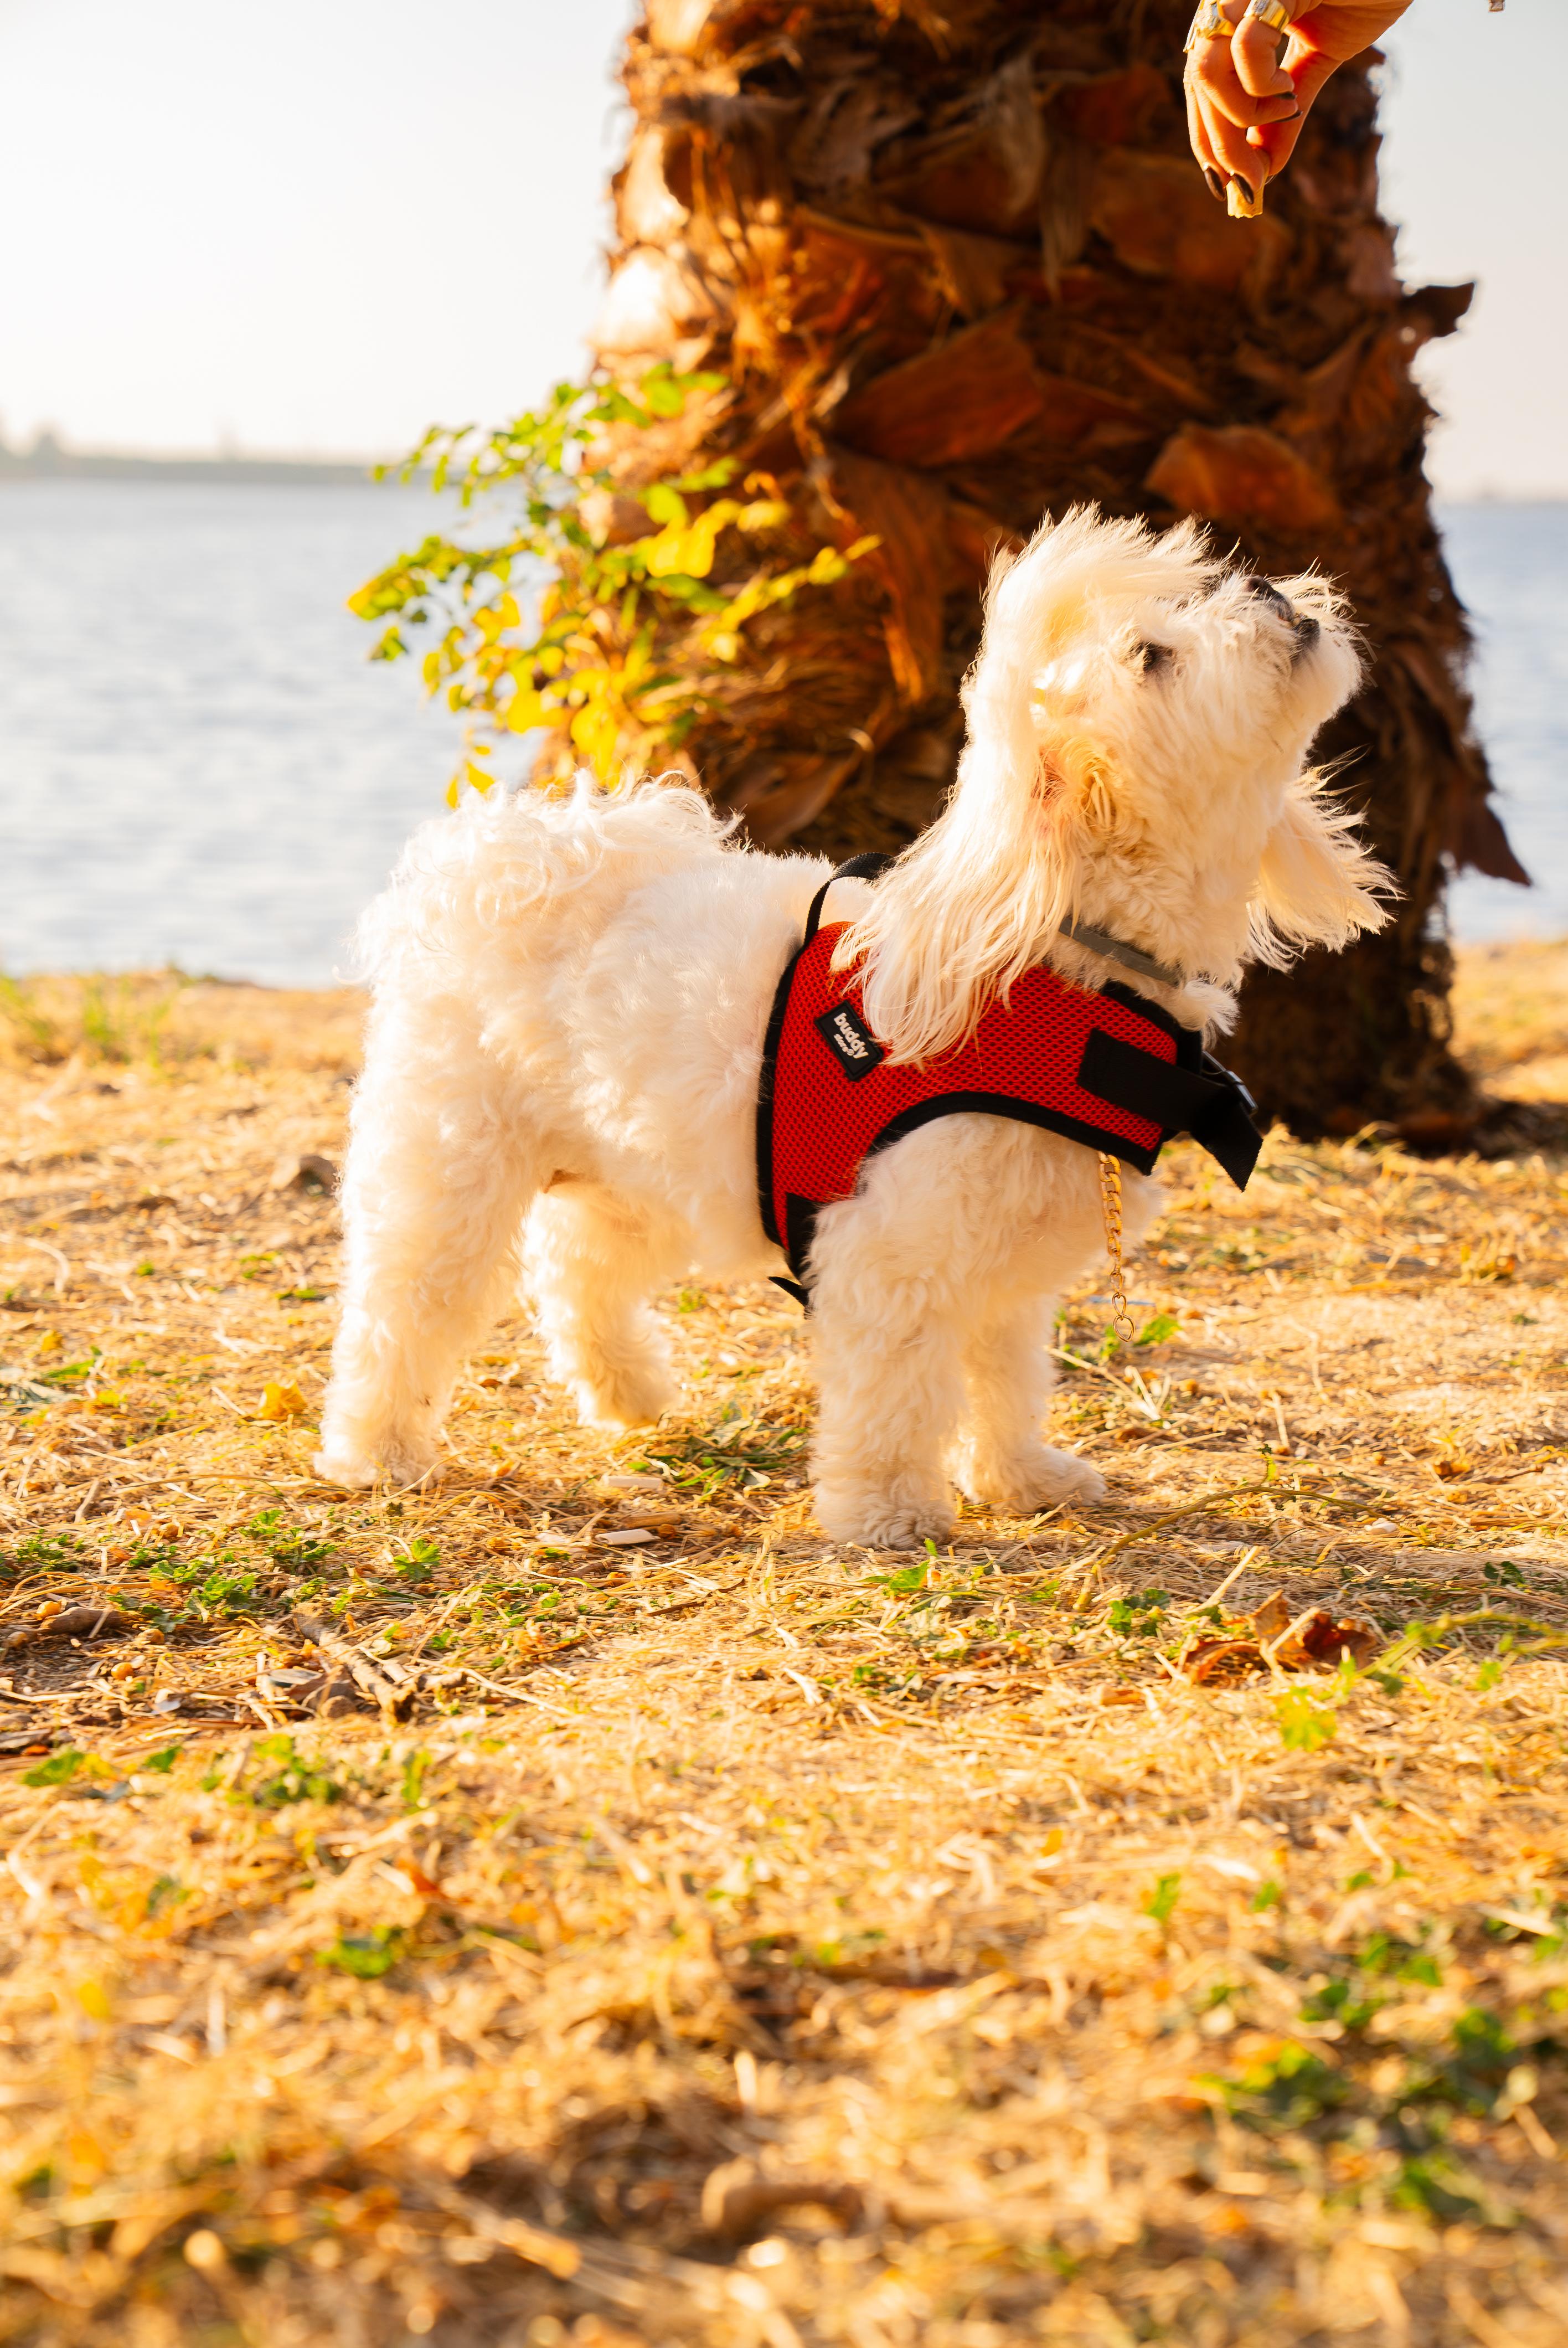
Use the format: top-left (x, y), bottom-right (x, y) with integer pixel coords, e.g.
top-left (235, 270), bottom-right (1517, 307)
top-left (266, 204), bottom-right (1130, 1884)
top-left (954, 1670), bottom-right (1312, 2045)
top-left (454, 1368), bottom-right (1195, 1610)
top-left (316, 508), bottom-right (1387, 1544)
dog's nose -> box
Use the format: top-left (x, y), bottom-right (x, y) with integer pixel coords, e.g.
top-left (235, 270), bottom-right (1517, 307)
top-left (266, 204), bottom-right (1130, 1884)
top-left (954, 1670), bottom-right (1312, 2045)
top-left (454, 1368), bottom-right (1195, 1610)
top-left (1245, 573), bottom-right (1320, 653)
top-left (1244, 575), bottom-right (1296, 623)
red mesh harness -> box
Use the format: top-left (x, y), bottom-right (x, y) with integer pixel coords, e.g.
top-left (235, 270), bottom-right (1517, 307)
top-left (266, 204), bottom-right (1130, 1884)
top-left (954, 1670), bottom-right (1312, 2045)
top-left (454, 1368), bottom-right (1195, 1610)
top-left (756, 854), bottom-right (1260, 1306)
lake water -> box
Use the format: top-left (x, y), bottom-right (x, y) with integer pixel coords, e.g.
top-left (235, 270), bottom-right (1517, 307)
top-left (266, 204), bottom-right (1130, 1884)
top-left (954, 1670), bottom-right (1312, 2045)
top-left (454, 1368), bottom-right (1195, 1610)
top-left (0, 481), bottom-right (1562, 986)
top-left (1439, 502), bottom-right (1568, 941)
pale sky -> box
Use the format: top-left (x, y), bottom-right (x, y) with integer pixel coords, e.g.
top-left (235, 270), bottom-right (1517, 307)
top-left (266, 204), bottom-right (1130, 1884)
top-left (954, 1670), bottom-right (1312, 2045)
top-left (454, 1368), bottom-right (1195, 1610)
top-left (0, 0), bottom-right (1559, 497)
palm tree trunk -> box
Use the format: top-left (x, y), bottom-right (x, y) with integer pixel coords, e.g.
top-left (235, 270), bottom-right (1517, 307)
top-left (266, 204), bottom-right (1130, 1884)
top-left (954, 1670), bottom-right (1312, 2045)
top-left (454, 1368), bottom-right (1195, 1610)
top-left (592, 0), bottom-right (1523, 1136)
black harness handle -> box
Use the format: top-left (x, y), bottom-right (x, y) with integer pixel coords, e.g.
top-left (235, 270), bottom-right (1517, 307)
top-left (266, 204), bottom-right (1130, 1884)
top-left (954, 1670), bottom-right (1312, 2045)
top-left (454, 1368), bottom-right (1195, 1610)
top-left (801, 852), bottom-right (896, 948)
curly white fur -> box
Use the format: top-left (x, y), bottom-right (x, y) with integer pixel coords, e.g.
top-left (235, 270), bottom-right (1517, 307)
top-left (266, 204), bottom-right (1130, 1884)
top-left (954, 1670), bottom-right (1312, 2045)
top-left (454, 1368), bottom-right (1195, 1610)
top-left (316, 508), bottom-right (1389, 1546)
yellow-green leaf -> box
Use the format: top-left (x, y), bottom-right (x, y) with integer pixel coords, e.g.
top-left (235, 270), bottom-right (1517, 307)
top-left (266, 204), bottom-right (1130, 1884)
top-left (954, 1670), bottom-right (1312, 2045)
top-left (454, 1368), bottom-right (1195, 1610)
top-left (642, 484), bottom-right (687, 528)
top-left (504, 687), bottom-right (553, 734)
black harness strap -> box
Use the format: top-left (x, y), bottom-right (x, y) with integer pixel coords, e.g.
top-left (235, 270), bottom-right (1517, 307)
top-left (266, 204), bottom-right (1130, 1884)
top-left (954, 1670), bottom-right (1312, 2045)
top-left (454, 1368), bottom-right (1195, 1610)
top-left (801, 851), bottom-right (896, 949)
top-left (1076, 1031), bottom-right (1261, 1190)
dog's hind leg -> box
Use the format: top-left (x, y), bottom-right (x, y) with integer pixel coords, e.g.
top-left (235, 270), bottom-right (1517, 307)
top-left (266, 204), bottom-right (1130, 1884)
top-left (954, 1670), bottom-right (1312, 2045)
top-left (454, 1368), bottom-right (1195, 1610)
top-left (524, 1182), bottom-right (682, 1430)
top-left (315, 1008), bottom-right (544, 1489)
top-left (950, 1294), bottom-right (1106, 1512)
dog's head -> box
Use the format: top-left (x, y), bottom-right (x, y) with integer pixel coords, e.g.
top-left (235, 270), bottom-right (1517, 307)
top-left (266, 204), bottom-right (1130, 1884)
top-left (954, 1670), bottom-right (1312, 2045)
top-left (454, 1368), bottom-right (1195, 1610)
top-left (972, 507), bottom-right (1385, 976)
top-left (847, 507), bottom-right (1390, 1063)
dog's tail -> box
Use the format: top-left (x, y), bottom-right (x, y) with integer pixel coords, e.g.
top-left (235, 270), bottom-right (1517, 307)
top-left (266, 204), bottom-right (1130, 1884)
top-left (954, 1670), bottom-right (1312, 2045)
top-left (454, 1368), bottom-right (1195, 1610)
top-left (349, 770), bottom-right (730, 988)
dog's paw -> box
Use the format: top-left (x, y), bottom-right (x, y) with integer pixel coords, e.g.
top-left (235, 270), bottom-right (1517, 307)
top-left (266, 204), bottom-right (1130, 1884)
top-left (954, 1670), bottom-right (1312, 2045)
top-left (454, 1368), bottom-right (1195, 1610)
top-left (312, 1441), bottom-right (441, 1491)
top-left (569, 1368), bottom-right (678, 1432)
top-left (953, 1439), bottom-right (1106, 1512)
top-left (1030, 1445), bottom-right (1105, 1507)
top-left (385, 1446), bottom-right (445, 1490)
top-left (312, 1450), bottom-right (376, 1491)
top-left (813, 1480), bottom-right (956, 1550)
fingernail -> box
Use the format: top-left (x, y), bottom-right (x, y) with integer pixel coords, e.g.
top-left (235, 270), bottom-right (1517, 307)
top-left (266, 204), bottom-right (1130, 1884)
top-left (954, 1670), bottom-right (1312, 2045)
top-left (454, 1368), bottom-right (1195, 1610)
top-left (1204, 166), bottom-right (1226, 202)
top-left (1230, 172), bottom-right (1255, 206)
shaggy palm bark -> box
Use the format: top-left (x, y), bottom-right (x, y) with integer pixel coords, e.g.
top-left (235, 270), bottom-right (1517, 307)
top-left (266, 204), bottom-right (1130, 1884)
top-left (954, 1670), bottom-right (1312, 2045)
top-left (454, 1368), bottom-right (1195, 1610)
top-left (589, 0), bottom-right (1522, 1135)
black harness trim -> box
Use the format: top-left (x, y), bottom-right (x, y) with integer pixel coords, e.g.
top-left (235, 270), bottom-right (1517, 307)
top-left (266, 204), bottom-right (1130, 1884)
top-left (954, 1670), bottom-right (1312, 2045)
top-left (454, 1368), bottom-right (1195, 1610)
top-left (755, 852), bottom-right (891, 1265)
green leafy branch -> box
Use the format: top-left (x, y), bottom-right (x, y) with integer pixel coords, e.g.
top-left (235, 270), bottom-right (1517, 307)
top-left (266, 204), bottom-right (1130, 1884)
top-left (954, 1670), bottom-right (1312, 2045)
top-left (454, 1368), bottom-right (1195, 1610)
top-left (352, 365), bottom-right (875, 800)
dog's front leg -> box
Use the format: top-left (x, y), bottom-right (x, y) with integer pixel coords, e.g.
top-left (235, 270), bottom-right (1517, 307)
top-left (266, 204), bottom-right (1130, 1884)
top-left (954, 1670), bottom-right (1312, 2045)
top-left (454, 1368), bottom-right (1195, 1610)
top-left (807, 1208), bottom-right (964, 1548)
top-left (809, 1304), bottom-right (964, 1548)
top-left (951, 1294), bottom-right (1105, 1511)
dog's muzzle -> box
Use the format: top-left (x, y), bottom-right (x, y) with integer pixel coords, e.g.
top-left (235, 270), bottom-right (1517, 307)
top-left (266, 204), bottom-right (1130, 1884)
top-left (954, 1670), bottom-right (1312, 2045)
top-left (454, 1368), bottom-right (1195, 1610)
top-left (1246, 573), bottom-right (1321, 657)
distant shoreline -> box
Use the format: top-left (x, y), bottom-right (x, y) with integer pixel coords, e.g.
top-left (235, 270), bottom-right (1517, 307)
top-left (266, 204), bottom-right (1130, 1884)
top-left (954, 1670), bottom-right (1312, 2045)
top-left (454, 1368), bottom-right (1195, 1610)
top-left (2, 436), bottom-right (1562, 504)
top-left (0, 434), bottom-right (378, 486)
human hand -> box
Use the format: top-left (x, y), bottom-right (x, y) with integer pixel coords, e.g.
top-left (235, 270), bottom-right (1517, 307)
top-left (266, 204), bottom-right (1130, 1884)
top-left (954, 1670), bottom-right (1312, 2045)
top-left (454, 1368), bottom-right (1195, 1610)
top-left (1184, 1), bottom-right (1416, 215)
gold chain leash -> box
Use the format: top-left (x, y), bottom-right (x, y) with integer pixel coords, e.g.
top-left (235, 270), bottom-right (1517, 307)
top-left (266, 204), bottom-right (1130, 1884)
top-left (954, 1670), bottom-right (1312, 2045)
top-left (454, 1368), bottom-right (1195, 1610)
top-left (1098, 1152), bottom-right (1136, 1345)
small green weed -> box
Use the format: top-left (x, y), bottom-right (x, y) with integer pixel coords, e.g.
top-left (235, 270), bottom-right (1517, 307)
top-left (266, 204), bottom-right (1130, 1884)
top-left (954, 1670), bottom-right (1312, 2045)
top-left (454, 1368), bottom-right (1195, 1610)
top-left (317, 1927), bottom-right (405, 1980)
top-left (394, 1536), bottom-right (440, 1583)
top-left (803, 1929), bottom-right (888, 1971)
top-left (1409, 2006), bottom-right (1523, 2116)
top-left (170, 1564), bottom-right (261, 1618)
top-left (9, 1532), bottom-right (87, 1573)
top-left (247, 1736), bottom-right (344, 1810)
top-left (644, 1415), bottom-right (806, 1496)
top-left (1143, 1871), bottom-right (1182, 1928)
top-left (1108, 1588), bottom-right (1167, 1638)
top-left (401, 1748), bottom-right (431, 1811)
top-left (1276, 1688), bottom-right (1338, 1752)
top-left (1390, 2152), bottom-right (1490, 2224)
top-left (246, 1508), bottom-right (333, 1571)
top-left (1208, 2041), bottom-right (1348, 2132)
top-left (0, 974), bottom-right (63, 1060)
top-left (875, 1562), bottom-right (930, 1599)
top-left (1357, 1933), bottom-right (1441, 1985)
top-left (127, 1542), bottom-right (183, 1580)
top-left (1301, 1978), bottom-right (1381, 2033)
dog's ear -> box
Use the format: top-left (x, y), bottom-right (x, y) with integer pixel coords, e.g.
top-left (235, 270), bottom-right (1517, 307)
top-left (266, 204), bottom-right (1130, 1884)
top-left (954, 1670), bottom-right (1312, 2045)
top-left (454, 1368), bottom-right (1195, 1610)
top-left (1252, 779), bottom-right (1392, 954)
top-left (1039, 727), bottom-right (1120, 842)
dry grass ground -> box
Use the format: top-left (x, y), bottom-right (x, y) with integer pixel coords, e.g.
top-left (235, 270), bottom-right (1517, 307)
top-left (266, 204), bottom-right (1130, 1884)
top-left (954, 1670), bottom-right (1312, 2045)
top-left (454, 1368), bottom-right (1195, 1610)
top-left (4, 951), bottom-right (1568, 2347)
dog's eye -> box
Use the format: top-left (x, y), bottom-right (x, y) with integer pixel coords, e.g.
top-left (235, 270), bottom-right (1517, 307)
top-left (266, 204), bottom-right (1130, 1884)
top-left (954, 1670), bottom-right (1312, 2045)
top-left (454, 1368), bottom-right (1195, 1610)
top-left (1133, 640), bottom-right (1173, 674)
